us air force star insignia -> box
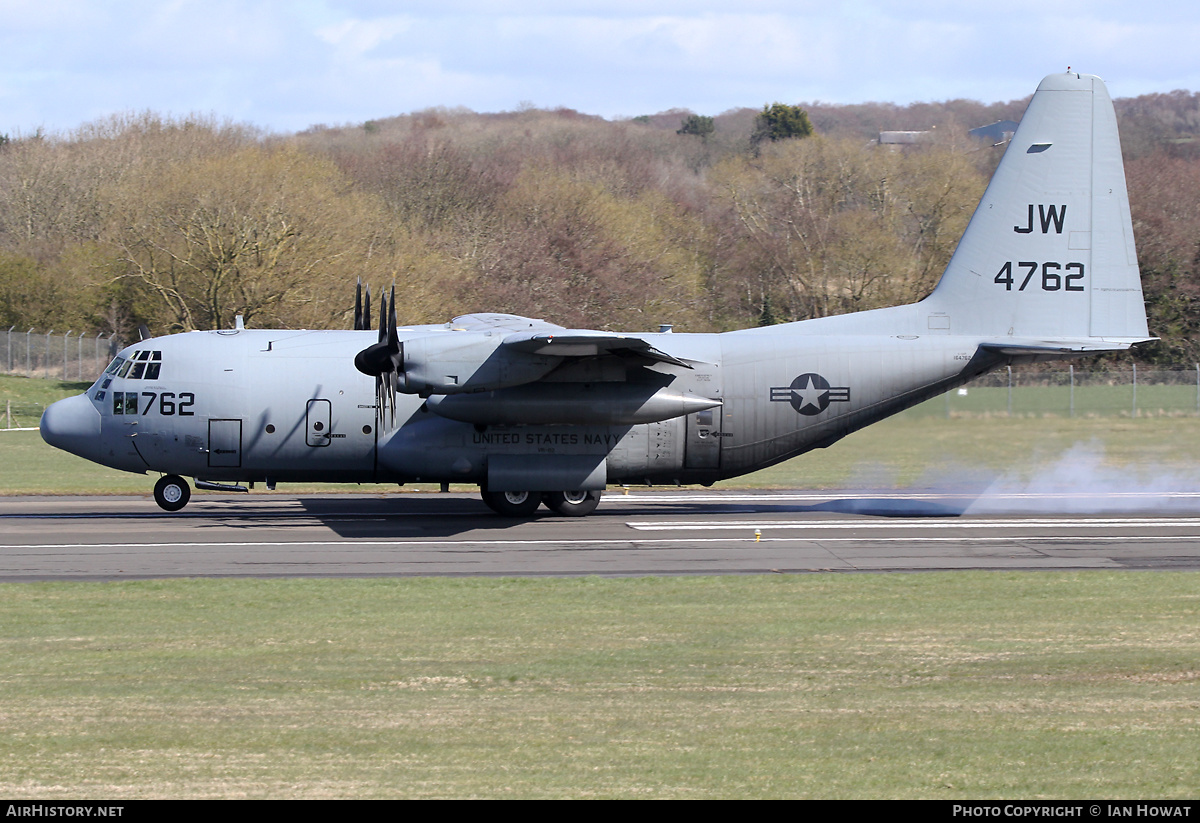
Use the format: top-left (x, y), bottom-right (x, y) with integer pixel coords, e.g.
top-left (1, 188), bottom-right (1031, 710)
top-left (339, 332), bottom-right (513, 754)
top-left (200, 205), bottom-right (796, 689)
top-left (769, 373), bottom-right (851, 416)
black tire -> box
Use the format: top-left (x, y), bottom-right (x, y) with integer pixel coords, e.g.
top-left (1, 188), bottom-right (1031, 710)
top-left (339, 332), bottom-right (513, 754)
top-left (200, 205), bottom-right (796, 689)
top-left (481, 490), bottom-right (542, 517)
top-left (544, 490), bottom-right (601, 517)
top-left (153, 475), bottom-right (191, 512)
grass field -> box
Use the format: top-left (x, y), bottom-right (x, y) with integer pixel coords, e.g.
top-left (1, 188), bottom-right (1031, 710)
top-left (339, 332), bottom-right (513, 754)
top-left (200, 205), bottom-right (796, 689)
top-left (1, 573), bottom-right (1197, 799)
top-left (4, 375), bottom-right (1200, 798)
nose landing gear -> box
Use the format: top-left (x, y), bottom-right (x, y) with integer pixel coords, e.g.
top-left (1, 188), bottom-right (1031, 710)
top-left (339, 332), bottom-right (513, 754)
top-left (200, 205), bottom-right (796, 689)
top-left (153, 475), bottom-right (191, 512)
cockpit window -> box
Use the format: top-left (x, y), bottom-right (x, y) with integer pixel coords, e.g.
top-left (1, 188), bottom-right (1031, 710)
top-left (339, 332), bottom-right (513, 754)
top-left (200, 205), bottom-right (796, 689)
top-left (113, 351), bottom-right (162, 380)
top-left (96, 352), bottom-right (164, 401)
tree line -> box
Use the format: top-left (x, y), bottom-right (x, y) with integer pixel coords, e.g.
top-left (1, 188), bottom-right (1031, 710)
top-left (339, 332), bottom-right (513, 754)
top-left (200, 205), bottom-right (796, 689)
top-left (2, 88), bottom-right (1199, 365)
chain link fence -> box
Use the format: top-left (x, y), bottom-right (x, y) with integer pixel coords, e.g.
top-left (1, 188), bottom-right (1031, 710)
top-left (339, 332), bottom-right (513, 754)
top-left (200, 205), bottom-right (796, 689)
top-left (3, 327), bottom-right (123, 383)
top-left (905, 365), bottom-right (1200, 418)
top-left (3, 400), bottom-right (46, 430)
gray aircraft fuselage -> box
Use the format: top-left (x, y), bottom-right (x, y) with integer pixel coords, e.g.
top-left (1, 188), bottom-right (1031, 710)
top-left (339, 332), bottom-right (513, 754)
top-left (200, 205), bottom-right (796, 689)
top-left (59, 323), bottom-right (993, 488)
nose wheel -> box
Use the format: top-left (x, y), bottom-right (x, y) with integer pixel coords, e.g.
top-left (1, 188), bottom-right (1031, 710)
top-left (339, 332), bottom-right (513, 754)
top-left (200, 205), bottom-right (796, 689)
top-left (153, 475), bottom-right (191, 512)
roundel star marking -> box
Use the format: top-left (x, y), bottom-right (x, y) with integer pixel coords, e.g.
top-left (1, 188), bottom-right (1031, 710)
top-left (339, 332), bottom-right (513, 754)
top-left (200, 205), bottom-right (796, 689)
top-left (770, 373), bottom-right (851, 416)
top-left (788, 373), bottom-right (832, 415)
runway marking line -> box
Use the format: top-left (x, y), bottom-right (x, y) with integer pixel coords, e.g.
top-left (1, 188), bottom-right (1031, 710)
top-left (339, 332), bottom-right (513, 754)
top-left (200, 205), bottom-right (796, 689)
top-left (625, 517), bottom-right (1200, 531)
top-left (5, 535), bottom-right (1200, 551)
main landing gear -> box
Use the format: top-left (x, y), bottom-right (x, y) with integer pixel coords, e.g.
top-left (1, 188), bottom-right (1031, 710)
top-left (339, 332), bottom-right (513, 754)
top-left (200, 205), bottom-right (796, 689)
top-left (481, 489), bottom-right (601, 517)
top-left (153, 474), bottom-right (191, 512)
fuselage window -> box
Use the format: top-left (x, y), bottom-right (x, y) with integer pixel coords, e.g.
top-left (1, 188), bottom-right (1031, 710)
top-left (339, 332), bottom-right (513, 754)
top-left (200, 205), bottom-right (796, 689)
top-left (104, 357), bottom-right (125, 376)
top-left (130, 362), bottom-right (146, 379)
top-left (144, 362), bottom-right (161, 380)
top-left (123, 392), bottom-right (138, 414)
top-left (117, 360), bottom-right (133, 378)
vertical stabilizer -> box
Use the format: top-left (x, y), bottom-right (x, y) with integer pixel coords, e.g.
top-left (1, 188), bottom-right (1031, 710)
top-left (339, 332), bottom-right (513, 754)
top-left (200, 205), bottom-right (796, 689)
top-left (926, 72), bottom-right (1150, 345)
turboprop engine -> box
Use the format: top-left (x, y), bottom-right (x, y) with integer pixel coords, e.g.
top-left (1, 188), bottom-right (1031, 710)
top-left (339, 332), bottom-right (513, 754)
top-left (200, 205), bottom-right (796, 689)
top-left (354, 287), bottom-right (718, 428)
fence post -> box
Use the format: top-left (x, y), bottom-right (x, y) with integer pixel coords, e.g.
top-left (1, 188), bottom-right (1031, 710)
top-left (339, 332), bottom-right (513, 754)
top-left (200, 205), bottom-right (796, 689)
top-left (1007, 366), bottom-right (1013, 416)
top-left (1132, 363), bottom-right (1137, 417)
top-left (6, 326), bottom-right (12, 374)
top-left (26, 329), bottom-right (33, 376)
top-left (63, 331), bottom-right (71, 381)
top-left (1069, 364), bottom-right (1074, 418)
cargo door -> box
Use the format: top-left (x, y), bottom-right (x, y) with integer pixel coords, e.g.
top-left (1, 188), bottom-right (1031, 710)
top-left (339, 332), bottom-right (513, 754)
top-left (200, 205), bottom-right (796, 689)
top-left (684, 407), bottom-right (722, 469)
top-left (208, 419), bottom-right (242, 468)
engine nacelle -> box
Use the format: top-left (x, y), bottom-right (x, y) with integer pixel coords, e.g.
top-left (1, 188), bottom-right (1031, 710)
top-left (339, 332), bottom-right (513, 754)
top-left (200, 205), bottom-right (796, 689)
top-left (425, 383), bottom-right (720, 426)
top-left (399, 333), bottom-right (558, 396)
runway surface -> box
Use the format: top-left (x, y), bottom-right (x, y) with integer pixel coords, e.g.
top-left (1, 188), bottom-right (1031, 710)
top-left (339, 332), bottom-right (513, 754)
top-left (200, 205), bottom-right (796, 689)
top-left (5, 489), bottom-right (1200, 580)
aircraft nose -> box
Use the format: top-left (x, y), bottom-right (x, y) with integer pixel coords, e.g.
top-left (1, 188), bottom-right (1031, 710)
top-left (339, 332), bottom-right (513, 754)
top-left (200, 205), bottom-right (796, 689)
top-left (40, 394), bottom-right (102, 458)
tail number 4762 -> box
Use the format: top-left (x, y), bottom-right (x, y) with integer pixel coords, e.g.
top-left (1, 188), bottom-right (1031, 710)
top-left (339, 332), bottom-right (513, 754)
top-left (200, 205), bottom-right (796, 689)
top-left (994, 261), bottom-right (1085, 292)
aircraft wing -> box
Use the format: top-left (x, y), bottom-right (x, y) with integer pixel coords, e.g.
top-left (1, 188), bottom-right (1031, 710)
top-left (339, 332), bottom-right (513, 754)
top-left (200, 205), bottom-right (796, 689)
top-left (501, 331), bottom-right (693, 368)
top-left (447, 313), bottom-right (565, 333)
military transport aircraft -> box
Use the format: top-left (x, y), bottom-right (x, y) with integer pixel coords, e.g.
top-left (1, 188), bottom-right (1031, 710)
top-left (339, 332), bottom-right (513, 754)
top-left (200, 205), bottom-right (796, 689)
top-left (40, 72), bottom-right (1153, 516)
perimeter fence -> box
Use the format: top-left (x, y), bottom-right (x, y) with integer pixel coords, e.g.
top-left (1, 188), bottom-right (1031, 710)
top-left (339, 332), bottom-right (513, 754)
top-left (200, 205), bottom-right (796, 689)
top-left (3, 327), bottom-right (123, 383)
top-left (903, 364), bottom-right (1200, 418)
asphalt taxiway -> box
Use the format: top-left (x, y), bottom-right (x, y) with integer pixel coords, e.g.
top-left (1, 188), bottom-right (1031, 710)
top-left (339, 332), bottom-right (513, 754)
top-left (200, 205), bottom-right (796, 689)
top-left (4, 489), bottom-right (1200, 580)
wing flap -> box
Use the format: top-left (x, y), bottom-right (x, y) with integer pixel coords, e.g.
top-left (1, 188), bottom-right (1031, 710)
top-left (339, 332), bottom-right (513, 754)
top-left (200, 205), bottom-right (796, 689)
top-left (502, 332), bottom-right (693, 369)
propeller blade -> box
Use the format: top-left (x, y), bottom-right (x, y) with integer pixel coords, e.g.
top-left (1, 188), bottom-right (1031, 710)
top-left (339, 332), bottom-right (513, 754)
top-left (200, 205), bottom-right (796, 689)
top-left (363, 283), bottom-right (371, 333)
top-left (388, 285), bottom-right (399, 353)
top-left (354, 278), bottom-right (363, 330)
top-left (377, 290), bottom-right (387, 344)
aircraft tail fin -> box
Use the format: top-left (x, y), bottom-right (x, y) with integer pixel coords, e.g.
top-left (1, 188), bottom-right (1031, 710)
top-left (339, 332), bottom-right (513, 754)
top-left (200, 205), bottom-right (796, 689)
top-left (924, 72), bottom-right (1151, 348)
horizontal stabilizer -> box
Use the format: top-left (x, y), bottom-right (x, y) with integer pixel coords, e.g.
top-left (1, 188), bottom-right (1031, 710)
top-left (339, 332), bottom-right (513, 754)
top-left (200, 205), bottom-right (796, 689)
top-left (979, 337), bottom-right (1156, 357)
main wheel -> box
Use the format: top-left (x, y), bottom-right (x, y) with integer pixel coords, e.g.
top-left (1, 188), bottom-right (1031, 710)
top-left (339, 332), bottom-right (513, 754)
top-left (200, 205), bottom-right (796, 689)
top-left (481, 490), bottom-right (542, 517)
top-left (544, 490), bottom-right (600, 517)
top-left (153, 475), bottom-right (191, 512)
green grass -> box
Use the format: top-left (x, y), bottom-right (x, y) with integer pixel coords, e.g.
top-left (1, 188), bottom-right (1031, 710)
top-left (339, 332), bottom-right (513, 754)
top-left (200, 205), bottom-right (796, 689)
top-left (1, 574), bottom-right (1197, 798)
top-left (733, 415), bottom-right (1200, 489)
top-left (905, 383), bottom-right (1200, 417)
top-left (0, 374), bottom-right (93, 428)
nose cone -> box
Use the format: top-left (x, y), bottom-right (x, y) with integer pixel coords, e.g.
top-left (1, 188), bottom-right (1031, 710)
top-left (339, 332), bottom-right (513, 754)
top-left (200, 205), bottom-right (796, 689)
top-left (40, 394), bottom-right (102, 459)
